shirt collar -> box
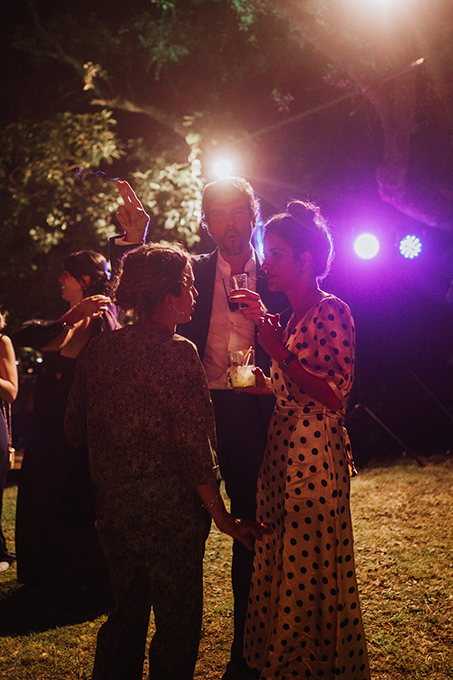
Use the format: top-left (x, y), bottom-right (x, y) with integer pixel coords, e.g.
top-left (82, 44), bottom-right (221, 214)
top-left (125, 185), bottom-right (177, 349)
top-left (217, 248), bottom-right (257, 276)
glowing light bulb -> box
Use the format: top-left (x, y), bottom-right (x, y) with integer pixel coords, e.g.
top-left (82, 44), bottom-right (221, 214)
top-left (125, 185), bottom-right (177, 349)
top-left (399, 235), bottom-right (421, 259)
top-left (354, 233), bottom-right (380, 259)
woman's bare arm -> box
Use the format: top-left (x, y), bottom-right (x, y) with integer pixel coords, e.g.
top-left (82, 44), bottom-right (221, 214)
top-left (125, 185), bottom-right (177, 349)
top-left (0, 336), bottom-right (18, 403)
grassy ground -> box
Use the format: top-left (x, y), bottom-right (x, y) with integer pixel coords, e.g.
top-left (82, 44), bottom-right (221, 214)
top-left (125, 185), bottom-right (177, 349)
top-left (0, 458), bottom-right (452, 679)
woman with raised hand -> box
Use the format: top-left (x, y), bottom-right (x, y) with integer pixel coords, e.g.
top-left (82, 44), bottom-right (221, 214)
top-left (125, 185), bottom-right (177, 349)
top-left (65, 242), bottom-right (271, 680)
top-left (14, 250), bottom-right (115, 607)
top-left (243, 201), bottom-right (370, 680)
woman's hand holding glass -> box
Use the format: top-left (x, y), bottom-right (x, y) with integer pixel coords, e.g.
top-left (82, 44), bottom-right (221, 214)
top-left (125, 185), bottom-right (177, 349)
top-left (231, 366), bottom-right (273, 395)
top-left (227, 289), bottom-right (267, 324)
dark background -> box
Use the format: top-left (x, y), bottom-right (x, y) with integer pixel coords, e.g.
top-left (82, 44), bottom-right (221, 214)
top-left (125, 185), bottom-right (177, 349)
top-left (2, 0), bottom-right (453, 462)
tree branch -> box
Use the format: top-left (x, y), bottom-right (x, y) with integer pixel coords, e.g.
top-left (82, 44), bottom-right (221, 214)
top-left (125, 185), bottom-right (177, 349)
top-left (90, 97), bottom-right (188, 139)
top-left (23, 0), bottom-right (88, 82)
top-left (274, 0), bottom-right (453, 231)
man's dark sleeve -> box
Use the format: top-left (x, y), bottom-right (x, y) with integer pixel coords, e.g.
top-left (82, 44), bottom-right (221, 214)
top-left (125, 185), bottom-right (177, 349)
top-left (108, 236), bottom-right (142, 275)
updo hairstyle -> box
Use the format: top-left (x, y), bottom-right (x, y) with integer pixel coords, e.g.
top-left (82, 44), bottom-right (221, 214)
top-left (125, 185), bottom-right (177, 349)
top-left (114, 243), bottom-right (190, 320)
top-left (264, 200), bottom-right (334, 282)
top-left (64, 250), bottom-right (110, 297)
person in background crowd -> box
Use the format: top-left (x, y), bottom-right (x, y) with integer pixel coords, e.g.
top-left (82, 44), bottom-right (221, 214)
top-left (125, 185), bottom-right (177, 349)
top-left (65, 243), bottom-right (270, 680)
top-left (0, 310), bottom-right (18, 572)
top-left (14, 251), bottom-right (115, 609)
top-left (242, 201), bottom-right (370, 680)
top-left (109, 178), bottom-right (291, 680)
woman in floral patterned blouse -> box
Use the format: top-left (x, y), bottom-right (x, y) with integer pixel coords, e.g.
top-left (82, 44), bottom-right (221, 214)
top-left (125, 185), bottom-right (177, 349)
top-left (65, 241), bottom-right (270, 680)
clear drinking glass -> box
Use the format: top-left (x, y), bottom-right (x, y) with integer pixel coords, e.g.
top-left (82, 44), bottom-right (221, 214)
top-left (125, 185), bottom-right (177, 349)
top-left (228, 349), bottom-right (255, 387)
top-left (223, 274), bottom-right (248, 312)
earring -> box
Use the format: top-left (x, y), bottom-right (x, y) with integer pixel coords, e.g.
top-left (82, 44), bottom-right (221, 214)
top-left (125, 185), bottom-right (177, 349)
top-left (171, 304), bottom-right (184, 320)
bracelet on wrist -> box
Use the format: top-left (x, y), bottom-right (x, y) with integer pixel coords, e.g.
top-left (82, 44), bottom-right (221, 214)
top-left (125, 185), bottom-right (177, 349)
top-left (205, 495), bottom-right (222, 510)
top-left (277, 352), bottom-right (296, 373)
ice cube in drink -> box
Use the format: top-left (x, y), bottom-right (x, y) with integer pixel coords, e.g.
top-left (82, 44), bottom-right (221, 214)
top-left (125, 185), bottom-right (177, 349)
top-left (228, 364), bottom-right (256, 388)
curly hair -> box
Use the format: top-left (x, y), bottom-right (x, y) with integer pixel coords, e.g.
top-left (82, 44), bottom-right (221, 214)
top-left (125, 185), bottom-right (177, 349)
top-left (64, 250), bottom-right (110, 297)
top-left (113, 243), bottom-right (190, 320)
top-left (201, 176), bottom-right (259, 230)
top-left (264, 200), bottom-right (334, 282)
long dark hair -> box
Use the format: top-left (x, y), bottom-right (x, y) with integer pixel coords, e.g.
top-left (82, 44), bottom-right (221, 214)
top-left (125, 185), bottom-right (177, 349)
top-left (64, 251), bottom-right (110, 297)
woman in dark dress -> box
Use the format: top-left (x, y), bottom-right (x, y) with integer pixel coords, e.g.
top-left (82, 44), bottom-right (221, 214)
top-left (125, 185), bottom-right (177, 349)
top-left (14, 251), bottom-right (115, 606)
top-left (65, 242), bottom-right (270, 680)
top-left (0, 310), bottom-right (18, 572)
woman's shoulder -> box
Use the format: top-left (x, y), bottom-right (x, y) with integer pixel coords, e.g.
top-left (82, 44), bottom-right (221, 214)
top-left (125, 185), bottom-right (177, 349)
top-left (0, 333), bottom-right (13, 354)
top-left (87, 325), bottom-right (197, 355)
top-left (81, 323), bottom-right (130, 355)
top-left (311, 295), bottom-right (355, 340)
top-left (316, 294), bottom-right (353, 319)
top-left (171, 332), bottom-right (199, 357)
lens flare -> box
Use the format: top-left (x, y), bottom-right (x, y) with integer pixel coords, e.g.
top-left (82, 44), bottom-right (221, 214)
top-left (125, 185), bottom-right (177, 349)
top-left (214, 159), bottom-right (233, 179)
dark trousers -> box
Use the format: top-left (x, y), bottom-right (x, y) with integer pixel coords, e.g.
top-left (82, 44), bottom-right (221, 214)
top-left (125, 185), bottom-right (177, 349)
top-left (210, 390), bottom-right (273, 659)
top-left (93, 511), bottom-right (209, 680)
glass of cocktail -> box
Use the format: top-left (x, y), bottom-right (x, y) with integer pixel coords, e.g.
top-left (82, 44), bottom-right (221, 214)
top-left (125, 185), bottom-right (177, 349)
top-left (228, 348), bottom-right (255, 388)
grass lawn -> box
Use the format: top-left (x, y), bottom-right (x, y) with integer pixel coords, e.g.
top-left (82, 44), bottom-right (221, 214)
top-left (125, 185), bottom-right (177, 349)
top-left (0, 458), bottom-right (452, 679)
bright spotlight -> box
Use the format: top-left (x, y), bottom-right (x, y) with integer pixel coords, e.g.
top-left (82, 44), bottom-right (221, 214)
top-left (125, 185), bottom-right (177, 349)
top-left (354, 233), bottom-right (380, 259)
top-left (213, 159), bottom-right (233, 179)
top-left (399, 235), bottom-right (422, 259)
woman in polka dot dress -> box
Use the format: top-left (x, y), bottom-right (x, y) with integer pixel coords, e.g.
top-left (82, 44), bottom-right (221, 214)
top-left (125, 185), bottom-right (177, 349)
top-left (243, 201), bottom-right (370, 680)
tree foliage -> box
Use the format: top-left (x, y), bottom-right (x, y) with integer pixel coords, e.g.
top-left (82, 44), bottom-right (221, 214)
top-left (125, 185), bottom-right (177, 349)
top-left (2, 0), bottom-right (453, 327)
top-left (0, 110), bottom-right (123, 256)
top-left (0, 110), bottom-right (123, 324)
top-left (0, 108), bottom-right (204, 325)
top-left (130, 145), bottom-right (204, 247)
top-left (6, 0), bottom-right (453, 230)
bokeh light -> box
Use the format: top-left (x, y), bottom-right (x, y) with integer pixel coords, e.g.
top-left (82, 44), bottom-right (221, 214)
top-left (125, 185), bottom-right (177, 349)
top-left (399, 235), bottom-right (422, 259)
top-left (354, 233), bottom-right (380, 259)
top-left (213, 158), bottom-right (233, 179)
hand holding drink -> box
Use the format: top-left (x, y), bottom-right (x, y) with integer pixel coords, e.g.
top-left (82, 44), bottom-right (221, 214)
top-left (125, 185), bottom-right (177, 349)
top-left (228, 348), bottom-right (256, 388)
top-left (223, 274), bottom-right (248, 312)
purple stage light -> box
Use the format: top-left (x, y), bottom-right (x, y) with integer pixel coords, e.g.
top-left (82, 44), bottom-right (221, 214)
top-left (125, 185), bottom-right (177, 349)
top-left (354, 233), bottom-right (380, 259)
top-left (399, 235), bottom-right (422, 259)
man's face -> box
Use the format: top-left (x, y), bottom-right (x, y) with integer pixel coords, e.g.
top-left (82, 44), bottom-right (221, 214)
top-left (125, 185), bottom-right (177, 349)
top-left (206, 192), bottom-right (253, 258)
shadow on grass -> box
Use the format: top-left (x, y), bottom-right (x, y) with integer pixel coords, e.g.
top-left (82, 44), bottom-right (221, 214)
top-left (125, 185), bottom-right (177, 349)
top-left (0, 577), bottom-right (109, 636)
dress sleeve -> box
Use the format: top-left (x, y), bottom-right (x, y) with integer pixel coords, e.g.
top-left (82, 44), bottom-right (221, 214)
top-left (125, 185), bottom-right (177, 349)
top-left (308, 298), bottom-right (355, 402)
top-left (169, 338), bottom-right (219, 487)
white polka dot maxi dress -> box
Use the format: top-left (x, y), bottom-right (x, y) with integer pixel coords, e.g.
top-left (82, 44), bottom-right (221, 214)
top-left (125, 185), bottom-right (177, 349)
top-left (244, 295), bottom-right (371, 680)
